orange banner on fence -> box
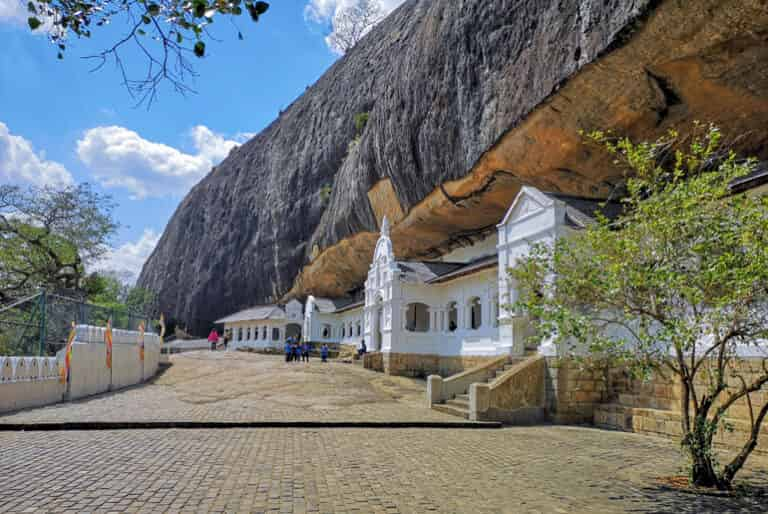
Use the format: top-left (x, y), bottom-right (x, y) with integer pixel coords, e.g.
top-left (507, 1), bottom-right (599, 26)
top-left (138, 321), bottom-right (145, 362)
top-left (59, 321), bottom-right (76, 385)
top-left (105, 319), bottom-right (113, 369)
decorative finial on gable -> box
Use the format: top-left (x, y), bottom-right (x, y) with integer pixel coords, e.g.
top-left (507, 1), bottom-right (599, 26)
top-left (381, 216), bottom-right (390, 237)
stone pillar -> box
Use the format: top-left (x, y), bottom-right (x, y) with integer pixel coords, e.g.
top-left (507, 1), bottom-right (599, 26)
top-left (469, 382), bottom-right (491, 421)
top-left (427, 375), bottom-right (443, 407)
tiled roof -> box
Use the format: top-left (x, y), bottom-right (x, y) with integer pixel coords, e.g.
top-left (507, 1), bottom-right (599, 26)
top-left (544, 193), bottom-right (624, 228)
top-left (312, 297), bottom-right (354, 313)
top-left (426, 254), bottom-right (499, 284)
top-left (215, 305), bottom-right (285, 324)
top-left (396, 261), bottom-right (466, 284)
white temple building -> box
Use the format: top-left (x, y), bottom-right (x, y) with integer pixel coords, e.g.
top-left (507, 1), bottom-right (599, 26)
top-left (216, 300), bottom-right (304, 350)
top-left (218, 186), bottom-right (619, 375)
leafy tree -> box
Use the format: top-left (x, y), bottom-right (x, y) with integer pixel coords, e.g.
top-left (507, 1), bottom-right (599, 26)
top-left (83, 271), bottom-right (157, 329)
top-left (327, 0), bottom-right (383, 55)
top-left (0, 184), bottom-right (118, 301)
top-left (511, 124), bottom-right (768, 490)
top-left (27, 0), bottom-right (269, 105)
top-left (125, 284), bottom-right (157, 314)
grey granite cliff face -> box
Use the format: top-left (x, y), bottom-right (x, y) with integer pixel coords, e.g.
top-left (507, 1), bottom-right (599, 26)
top-left (137, 0), bottom-right (768, 332)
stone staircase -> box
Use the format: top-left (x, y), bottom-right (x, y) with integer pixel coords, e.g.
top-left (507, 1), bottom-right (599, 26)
top-left (432, 360), bottom-right (526, 419)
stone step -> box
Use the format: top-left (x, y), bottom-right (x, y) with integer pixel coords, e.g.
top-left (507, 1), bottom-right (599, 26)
top-left (446, 398), bottom-right (469, 409)
top-left (455, 394), bottom-right (470, 402)
top-left (432, 403), bottom-right (469, 419)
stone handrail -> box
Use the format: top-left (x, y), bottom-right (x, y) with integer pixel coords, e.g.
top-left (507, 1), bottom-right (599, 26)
top-left (469, 355), bottom-right (546, 423)
top-left (427, 355), bottom-right (509, 406)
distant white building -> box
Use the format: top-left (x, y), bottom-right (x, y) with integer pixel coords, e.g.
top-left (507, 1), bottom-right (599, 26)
top-left (303, 296), bottom-right (364, 348)
top-left (216, 300), bottom-right (304, 351)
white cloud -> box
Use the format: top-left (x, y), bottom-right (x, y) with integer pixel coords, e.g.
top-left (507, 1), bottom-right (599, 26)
top-left (93, 229), bottom-right (160, 285)
top-left (77, 125), bottom-right (241, 199)
top-left (0, 0), bottom-right (60, 35)
top-left (0, 121), bottom-right (74, 187)
top-left (304, 0), bottom-right (404, 54)
top-left (0, 0), bottom-right (25, 25)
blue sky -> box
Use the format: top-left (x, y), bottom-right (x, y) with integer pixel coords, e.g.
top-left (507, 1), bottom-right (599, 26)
top-left (0, 0), bottom-right (404, 282)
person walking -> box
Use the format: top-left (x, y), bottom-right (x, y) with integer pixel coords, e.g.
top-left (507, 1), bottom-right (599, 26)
top-left (223, 331), bottom-right (230, 351)
top-left (284, 339), bottom-right (292, 362)
top-left (301, 341), bottom-right (310, 362)
top-left (320, 344), bottom-right (329, 363)
top-left (208, 329), bottom-right (219, 351)
top-left (291, 341), bottom-right (300, 363)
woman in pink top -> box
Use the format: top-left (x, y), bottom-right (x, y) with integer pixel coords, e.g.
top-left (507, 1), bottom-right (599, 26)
top-left (208, 329), bottom-right (219, 351)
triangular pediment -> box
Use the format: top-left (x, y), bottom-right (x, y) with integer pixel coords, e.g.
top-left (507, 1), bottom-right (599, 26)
top-left (498, 186), bottom-right (554, 227)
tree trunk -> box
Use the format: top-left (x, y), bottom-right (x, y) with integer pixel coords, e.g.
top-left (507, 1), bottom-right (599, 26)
top-left (682, 407), bottom-right (730, 489)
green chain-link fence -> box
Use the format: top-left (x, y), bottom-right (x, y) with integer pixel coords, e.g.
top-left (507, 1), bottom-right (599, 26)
top-left (0, 291), bottom-right (152, 357)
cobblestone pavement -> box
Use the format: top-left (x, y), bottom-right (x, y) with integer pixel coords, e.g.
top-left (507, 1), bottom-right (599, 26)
top-left (1, 426), bottom-right (766, 513)
top-left (0, 352), bottom-right (459, 423)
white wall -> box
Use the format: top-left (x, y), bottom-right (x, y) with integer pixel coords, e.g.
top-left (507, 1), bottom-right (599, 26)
top-left (395, 268), bottom-right (502, 356)
top-left (227, 319), bottom-right (294, 350)
top-left (0, 325), bottom-right (162, 414)
top-left (0, 356), bottom-right (62, 412)
top-left (303, 297), bottom-right (363, 346)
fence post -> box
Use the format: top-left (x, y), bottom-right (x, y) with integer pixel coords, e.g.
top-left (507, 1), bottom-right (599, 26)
top-left (37, 291), bottom-right (46, 356)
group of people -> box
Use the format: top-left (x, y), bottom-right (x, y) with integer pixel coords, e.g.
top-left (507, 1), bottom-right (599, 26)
top-left (284, 338), bottom-right (310, 362)
top-left (284, 338), bottom-right (332, 362)
top-left (206, 328), bottom-right (354, 364)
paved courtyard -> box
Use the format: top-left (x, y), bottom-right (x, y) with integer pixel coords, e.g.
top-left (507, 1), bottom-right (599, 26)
top-left (1, 352), bottom-right (767, 513)
top-left (0, 351), bottom-right (458, 423)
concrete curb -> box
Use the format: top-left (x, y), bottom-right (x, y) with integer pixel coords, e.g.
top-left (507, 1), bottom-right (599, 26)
top-left (0, 420), bottom-right (503, 431)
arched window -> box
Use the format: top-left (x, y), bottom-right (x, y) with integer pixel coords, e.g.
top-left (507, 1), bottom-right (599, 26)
top-left (469, 297), bottom-right (482, 330)
top-left (447, 302), bottom-right (458, 332)
top-left (262, 326), bottom-right (267, 340)
top-left (246, 327), bottom-right (251, 340)
top-left (405, 303), bottom-right (430, 332)
top-left (356, 322), bottom-right (361, 336)
top-left (322, 324), bottom-right (331, 339)
top-left (238, 327), bottom-right (243, 340)
top-left (341, 325), bottom-right (346, 338)
top-left (272, 327), bottom-right (280, 341)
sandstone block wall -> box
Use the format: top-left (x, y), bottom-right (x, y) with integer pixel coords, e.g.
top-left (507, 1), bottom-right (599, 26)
top-left (543, 358), bottom-right (607, 424)
top-left (373, 352), bottom-right (498, 378)
top-left (595, 358), bottom-right (768, 453)
top-left (478, 356), bottom-right (547, 423)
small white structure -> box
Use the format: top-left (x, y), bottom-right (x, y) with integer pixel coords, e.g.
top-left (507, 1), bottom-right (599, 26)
top-left (216, 300), bottom-right (304, 351)
top-left (303, 296), bottom-right (364, 347)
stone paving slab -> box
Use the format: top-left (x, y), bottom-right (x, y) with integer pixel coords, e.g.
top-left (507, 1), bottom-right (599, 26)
top-left (0, 352), bottom-right (459, 424)
top-left (0, 426), bottom-right (766, 513)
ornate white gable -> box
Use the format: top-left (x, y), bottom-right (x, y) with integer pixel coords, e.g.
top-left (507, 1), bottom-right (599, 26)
top-left (498, 186), bottom-right (554, 228)
top-left (285, 299), bottom-right (303, 322)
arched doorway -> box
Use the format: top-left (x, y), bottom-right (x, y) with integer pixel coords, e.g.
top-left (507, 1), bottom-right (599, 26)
top-left (286, 323), bottom-right (302, 341)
